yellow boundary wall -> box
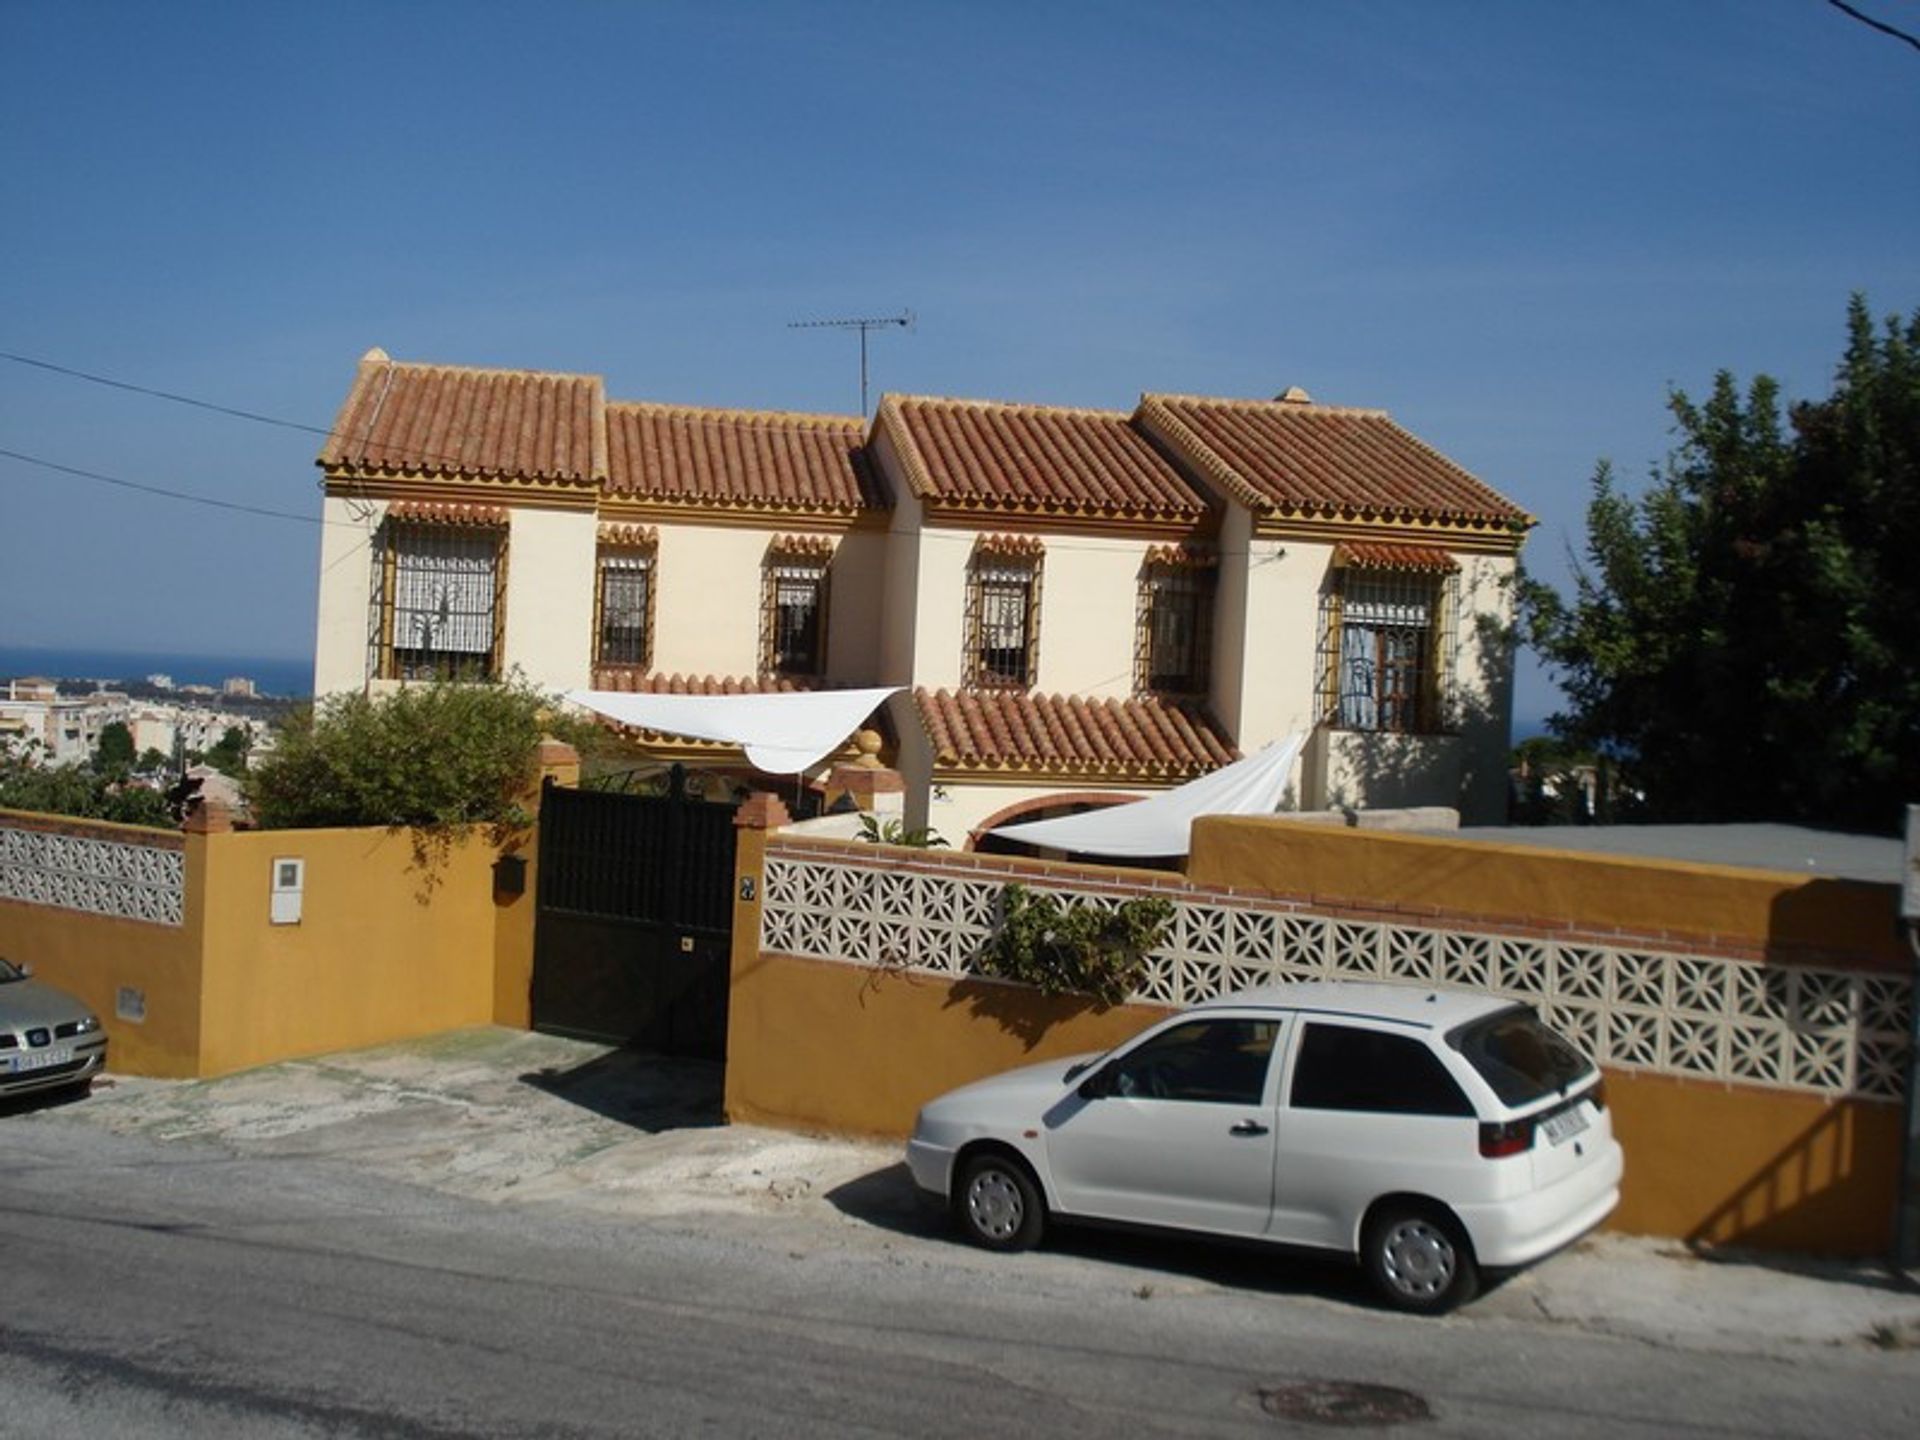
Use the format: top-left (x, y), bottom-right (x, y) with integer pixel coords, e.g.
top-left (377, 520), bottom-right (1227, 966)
top-left (725, 819), bottom-right (1908, 1255)
top-left (1, 809), bottom-right (539, 1079)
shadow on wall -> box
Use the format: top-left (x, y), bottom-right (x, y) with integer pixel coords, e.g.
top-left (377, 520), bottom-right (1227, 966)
top-left (940, 976), bottom-right (1115, 1052)
top-left (1683, 1101), bottom-right (1899, 1256)
top-left (1767, 876), bottom-right (1909, 972)
top-left (1321, 609), bottom-right (1514, 825)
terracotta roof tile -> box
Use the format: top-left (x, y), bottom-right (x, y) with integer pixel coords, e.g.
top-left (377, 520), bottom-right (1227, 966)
top-left (606, 402), bottom-right (884, 512)
top-left (386, 499), bottom-right (508, 526)
top-left (880, 395), bottom-right (1209, 520)
top-left (597, 522), bottom-right (659, 548)
top-left (1335, 541), bottom-right (1460, 572)
top-left (913, 688), bottom-right (1235, 778)
top-left (1139, 394), bottom-right (1528, 528)
top-left (768, 533), bottom-right (837, 559)
top-left (589, 671), bottom-right (820, 695)
top-left (320, 348), bottom-right (606, 483)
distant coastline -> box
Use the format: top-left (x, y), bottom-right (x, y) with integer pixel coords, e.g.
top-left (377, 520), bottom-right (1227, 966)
top-left (0, 644), bottom-right (312, 699)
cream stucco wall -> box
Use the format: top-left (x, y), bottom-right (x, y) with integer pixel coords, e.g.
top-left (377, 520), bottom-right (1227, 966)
top-left (502, 506), bottom-right (596, 693)
top-left (312, 494), bottom-right (383, 697)
top-left (1234, 536), bottom-right (1334, 750)
top-left (824, 529), bottom-right (888, 686)
top-left (1029, 535), bottom-right (1144, 699)
top-left (903, 527), bottom-right (973, 692)
top-left (651, 523), bottom-right (769, 678)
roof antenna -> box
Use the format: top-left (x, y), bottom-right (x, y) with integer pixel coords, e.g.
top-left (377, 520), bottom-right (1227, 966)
top-left (787, 311), bottom-right (914, 417)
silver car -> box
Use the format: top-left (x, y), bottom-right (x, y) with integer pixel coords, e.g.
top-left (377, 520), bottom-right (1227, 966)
top-left (0, 957), bottom-right (108, 1098)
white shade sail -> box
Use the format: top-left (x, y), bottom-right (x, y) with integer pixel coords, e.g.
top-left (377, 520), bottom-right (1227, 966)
top-left (565, 687), bottom-right (901, 776)
top-left (984, 732), bottom-right (1308, 858)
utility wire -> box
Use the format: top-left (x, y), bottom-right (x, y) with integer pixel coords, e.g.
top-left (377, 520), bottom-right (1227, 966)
top-left (1826, 0), bottom-right (1920, 54)
top-left (0, 351), bottom-right (338, 441)
top-left (0, 447), bottom-right (333, 527)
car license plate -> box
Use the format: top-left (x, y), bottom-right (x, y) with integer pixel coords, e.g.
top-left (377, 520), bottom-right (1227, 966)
top-left (1541, 1106), bottom-right (1589, 1145)
top-left (8, 1046), bottom-right (72, 1074)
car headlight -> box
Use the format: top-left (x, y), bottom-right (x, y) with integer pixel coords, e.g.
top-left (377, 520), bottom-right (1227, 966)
top-left (74, 1015), bottom-right (100, 1034)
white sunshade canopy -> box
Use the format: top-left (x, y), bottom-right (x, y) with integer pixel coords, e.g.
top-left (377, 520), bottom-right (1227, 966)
top-left (984, 732), bottom-right (1308, 859)
top-left (565, 686), bottom-right (901, 776)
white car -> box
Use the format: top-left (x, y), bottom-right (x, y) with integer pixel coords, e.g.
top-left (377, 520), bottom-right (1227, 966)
top-left (906, 980), bottom-right (1621, 1311)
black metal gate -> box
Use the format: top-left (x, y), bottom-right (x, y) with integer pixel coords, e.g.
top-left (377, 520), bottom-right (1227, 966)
top-left (531, 767), bottom-right (738, 1058)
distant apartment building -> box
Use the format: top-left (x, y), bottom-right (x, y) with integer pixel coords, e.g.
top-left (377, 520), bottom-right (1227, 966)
top-left (0, 679), bottom-right (130, 766)
top-left (222, 676), bottom-right (258, 699)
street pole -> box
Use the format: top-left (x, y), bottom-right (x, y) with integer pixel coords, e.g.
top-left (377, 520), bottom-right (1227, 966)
top-left (1898, 804), bottom-right (1920, 1271)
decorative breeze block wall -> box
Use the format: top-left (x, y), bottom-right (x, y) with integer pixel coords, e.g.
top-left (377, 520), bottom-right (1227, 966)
top-left (761, 853), bottom-right (1912, 1103)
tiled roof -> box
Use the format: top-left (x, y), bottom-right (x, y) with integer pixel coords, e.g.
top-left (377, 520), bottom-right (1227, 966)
top-left (880, 396), bottom-right (1210, 520)
top-left (597, 522), bottom-right (659, 548)
top-left (606, 402), bottom-right (884, 512)
top-left (913, 688), bottom-right (1235, 777)
top-left (386, 500), bottom-right (509, 527)
top-left (320, 348), bottom-right (606, 482)
top-left (1335, 542), bottom-right (1460, 572)
top-left (1139, 394), bottom-right (1528, 527)
top-left (589, 671), bottom-right (821, 695)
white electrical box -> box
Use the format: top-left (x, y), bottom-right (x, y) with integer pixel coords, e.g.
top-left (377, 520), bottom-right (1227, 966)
top-left (270, 857), bottom-right (305, 925)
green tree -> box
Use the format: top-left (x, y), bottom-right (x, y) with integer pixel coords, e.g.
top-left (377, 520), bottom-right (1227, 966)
top-left (246, 678), bottom-right (601, 834)
top-left (93, 721), bottom-right (135, 773)
top-left (137, 747), bottom-right (170, 773)
top-left (202, 725), bottom-right (252, 778)
top-left (0, 751), bottom-right (173, 827)
top-left (1522, 296), bottom-right (1920, 832)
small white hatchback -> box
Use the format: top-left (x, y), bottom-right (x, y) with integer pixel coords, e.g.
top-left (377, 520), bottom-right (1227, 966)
top-left (906, 980), bottom-right (1622, 1311)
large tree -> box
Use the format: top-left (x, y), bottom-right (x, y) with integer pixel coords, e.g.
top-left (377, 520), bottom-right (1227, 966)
top-left (1522, 296), bottom-right (1920, 833)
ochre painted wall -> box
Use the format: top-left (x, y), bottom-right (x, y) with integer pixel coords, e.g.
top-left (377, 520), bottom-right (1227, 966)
top-left (725, 946), bottom-right (1899, 1253)
top-left (0, 818), bottom-right (203, 1078)
top-left (194, 828), bottom-right (502, 1076)
top-left (724, 947), bottom-right (1171, 1137)
top-left (1187, 816), bottom-right (1908, 970)
top-left (1606, 1070), bottom-right (1900, 1253)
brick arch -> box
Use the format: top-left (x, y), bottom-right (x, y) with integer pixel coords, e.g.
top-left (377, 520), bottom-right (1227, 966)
top-left (966, 790), bottom-right (1142, 851)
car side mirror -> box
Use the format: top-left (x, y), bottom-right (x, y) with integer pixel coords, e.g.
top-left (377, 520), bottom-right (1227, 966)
top-left (1077, 1066), bottom-right (1114, 1100)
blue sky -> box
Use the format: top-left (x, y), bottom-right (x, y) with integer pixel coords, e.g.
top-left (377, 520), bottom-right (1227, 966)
top-left (2, 0), bottom-right (1916, 724)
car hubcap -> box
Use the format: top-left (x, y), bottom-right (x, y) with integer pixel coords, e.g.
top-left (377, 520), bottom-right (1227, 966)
top-left (1381, 1219), bottom-right (1455, 1298)
top-left (966, 1170), bottom-right (1023, 1239)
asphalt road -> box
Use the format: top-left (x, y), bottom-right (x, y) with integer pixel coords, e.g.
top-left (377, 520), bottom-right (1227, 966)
top-left (3, 1118), bottom-right (1916, 1439)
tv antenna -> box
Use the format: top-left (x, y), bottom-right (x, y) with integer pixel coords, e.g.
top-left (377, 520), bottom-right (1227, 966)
top-left (787, 310), bottom-right (914, 416)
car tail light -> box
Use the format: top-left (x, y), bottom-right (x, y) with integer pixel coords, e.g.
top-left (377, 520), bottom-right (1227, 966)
top-left (1588, 1079), bottom-right (1607, 1111)
top-left (1479, 1118), bottom-right (1535, 1158)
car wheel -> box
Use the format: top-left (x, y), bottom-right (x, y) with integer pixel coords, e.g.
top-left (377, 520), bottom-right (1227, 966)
top-left (953, 1152), bottom-right (1045, 1251)
top-left (1363, 1205), bottom-right (1478, 1313)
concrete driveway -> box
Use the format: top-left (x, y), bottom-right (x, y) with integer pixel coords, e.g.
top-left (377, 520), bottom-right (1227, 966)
top-left (30, 1026), bottom-right (1920, 1357)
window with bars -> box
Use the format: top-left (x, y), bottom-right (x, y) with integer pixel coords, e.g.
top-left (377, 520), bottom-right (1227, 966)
top-left (372, 523), bottom-right (506, 681)
top-left (967, 555), bottom-right (1041, 689)
top-left (1136, 563), bottom-right (1214, 695)
top-left (761, 559), bottom-right (828, 678)
top-left (1316, 569), bottom-right (1457, 734)
top-left (596, 551), bottom-right (654, 670)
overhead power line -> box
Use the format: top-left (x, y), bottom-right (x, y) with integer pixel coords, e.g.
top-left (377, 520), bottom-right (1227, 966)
top-left (0, 446), bottom-right (330, 526)
top-left (1826, 0), bottom-right (1920, 54)
top-left (0, 351), bottom-right (337, 440)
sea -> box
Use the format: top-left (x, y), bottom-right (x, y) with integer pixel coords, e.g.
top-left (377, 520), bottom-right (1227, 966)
top-left (0, 644), bottom-right (312, 699)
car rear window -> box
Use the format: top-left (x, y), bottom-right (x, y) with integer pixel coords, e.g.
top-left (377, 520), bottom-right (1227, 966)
top-left (1448, 1007), bottom-right (1595, 1107)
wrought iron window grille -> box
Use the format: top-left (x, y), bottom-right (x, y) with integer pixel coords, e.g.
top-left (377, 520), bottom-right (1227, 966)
top-left (1136, 563), bottom-right (1215, 696)
top-left (761, 559), bottom-right (829, 679)
top-left (1315, 569), bottom-right (1458, 734)
top-left (369, 521), bottom-right (506, 683)
top-left (595, 549), bottom-right (655, 671)
top-left (966, 554), bottom-right (1042, 690)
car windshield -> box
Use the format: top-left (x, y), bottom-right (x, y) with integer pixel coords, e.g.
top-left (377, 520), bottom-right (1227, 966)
top-left (0, 958), bottom-right (24, 984)
top-left (1448, 1006), bottom-right (1594, 1107)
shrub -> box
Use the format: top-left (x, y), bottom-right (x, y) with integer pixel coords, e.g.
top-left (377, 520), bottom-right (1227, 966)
top-left (246, 678), bottom-right (600, 836)
top-left (980, 883), bottom-right (1173, 1006)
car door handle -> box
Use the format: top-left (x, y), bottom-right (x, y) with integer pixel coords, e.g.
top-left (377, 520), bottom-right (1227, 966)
top-left (1229, 1119), bottom-right (1269, 1136)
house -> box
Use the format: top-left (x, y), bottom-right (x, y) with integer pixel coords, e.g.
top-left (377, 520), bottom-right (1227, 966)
top-left (311, 350), bottom-right (1530, 837)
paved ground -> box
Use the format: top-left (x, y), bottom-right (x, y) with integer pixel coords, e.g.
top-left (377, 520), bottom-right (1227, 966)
top-left (23, 1026), bottom-right (1920, 1357)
